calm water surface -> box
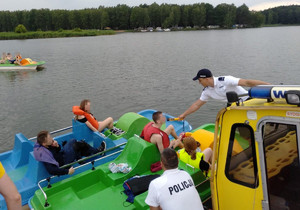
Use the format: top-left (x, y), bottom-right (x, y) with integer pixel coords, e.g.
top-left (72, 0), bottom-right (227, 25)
top-left (1, 26), bottom-right (300, 152)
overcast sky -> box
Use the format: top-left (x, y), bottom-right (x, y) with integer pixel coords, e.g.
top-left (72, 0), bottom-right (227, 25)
top-left (1, 0), bottom-right (300, 11)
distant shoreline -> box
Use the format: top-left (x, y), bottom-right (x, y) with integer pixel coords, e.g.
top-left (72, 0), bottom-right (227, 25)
top-left (1, 25), bottom-right (299, 41)
top-left (0, 29), bottom-right (115, 40)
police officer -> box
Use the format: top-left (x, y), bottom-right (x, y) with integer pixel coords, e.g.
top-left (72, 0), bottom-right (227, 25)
top-left (179, 68), bottom-right (270, 119)
top-left (145, 148), bottom-right (203, 210)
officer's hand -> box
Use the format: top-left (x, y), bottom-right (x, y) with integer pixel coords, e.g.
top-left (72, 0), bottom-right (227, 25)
top-left (178, 114), bottom-right (185, 120)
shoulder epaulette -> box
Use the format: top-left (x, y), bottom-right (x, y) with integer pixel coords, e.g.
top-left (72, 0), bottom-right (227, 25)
top-left (218, 77), bottom-right (225, 81)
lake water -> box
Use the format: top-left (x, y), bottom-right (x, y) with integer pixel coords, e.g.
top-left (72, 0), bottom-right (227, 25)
top-left (1, 26), bottom-right (300, 152)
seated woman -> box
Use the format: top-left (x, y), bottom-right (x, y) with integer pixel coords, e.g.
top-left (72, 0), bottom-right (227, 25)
top-left (73, 99), bottom-right (122, 134)
top-left (178, 137), bottom-right (212, 171)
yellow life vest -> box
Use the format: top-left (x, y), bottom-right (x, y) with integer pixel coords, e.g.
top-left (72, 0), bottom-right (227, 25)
top-left (179, 149), bottom-right (205, 169)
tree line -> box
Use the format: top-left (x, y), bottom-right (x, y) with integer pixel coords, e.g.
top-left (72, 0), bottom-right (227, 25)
top-left (0, 3), bottom-right (299, 32)
top-left (263, 5), bottom-right (300, 24)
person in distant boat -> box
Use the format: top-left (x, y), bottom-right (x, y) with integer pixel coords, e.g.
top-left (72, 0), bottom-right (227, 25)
top-left (0, 161), bottom-right (22, 210)
top-left (14, 53), bottom-right (22, 65)
top-left (178, 137), bottom-right (211, 172)
top-left (0, 53), bottom-right (7, 64)
top-left (145, 148), bottom-right (204, 210)
top-left (140, 111), bottom-right (183, 153)
top-left (6, 53), bottom-right (15, 64)
top-left (178, 68), bottom-right (270, 119)
top-left (33, 130), bottom-right (106, 176)
top-left (73, 99), bottom-right (123, 135)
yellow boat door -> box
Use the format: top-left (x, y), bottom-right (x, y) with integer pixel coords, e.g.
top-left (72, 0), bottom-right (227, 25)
top-left (256, 116), bottom-right (300, 209)
top-left (212, 108), bottom-right (264, 210)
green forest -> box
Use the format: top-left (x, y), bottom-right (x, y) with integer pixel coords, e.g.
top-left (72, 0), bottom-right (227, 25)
top-left (262, 5), bottom-right (300, 24)
top-left (0, 3), bottom-right (299, 33)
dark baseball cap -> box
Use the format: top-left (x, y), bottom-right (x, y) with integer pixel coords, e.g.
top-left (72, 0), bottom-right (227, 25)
top-left (193, 69), bottom-right (213, 80)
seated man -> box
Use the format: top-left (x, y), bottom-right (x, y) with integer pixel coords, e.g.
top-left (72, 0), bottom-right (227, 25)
top-left (33, 130), bottom-right (106, 176)
top-left (140, 111), bottom-right (183, 153)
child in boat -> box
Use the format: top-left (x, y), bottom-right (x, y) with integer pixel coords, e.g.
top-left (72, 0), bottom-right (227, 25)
top-left (33, 131), bottom-right (106, 176)
top-left (178, 137), bottom-right (212, 171)
top-left (74, 99), bottom-right (123, 135)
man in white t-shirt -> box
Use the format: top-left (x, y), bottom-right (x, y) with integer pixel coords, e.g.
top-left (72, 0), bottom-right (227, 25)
top-left (145, 148), bottom-right (203, 210)
top-left (179, 68), bottom-right (270, 119)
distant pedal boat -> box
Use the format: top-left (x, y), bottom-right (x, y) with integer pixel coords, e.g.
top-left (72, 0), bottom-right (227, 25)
top-left (0, 58), bottom-right (45, 71)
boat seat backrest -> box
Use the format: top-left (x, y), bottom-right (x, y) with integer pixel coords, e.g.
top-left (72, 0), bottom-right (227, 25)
top-left (25, 152), bottom-right (50, 184)
top-left (11, 133), bottom-right (34, 168)
top-left (72, 119), bottom-right (94, 142)
top-left (101, 136), bottom-right (160, 185)
top-left (115, 112), bottom-right (150, 139)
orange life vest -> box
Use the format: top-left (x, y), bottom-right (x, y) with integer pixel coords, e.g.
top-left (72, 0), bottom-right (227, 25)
top-left (20, 59), bottom-right (30, 66)
top-left (140, 122), bottom-right (170, 148)
top-left (72, 106), bottom-right (99, 130)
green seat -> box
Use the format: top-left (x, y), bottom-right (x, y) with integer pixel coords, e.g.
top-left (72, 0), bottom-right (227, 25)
top-left (98, 136), bottom-right (160, 186)
top-left (104, 112), bottom-right (150, 140)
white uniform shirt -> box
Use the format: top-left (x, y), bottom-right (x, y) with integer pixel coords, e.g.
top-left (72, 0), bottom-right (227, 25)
top-left (145, 168), bottom-right (204, 210)
top-left (200, 76), bottom-right (248, 102)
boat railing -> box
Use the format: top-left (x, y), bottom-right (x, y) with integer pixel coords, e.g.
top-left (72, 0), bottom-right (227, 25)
top-left (185, 163), bottom-right (195, 172)
top-left (191, 163), bottom-right (211, 204)
top-left (60, 141), bottom-right (126, 169)
top-left (195, 178), bottom-right (211, 204)
top-left (37, 142), bottom-right (126, 207)
top-left (183, 162), bottom-right (210, 183)
top-left (28, 125), bottom-right (73, 141)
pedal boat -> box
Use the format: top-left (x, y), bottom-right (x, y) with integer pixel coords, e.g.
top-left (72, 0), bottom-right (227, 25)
top-left (0, 109), bottom-right (191, 209)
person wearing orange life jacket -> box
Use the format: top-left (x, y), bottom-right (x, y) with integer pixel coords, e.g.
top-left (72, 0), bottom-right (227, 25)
top-left (14, 52), bottom-right (23, 65)
top-left (73, 99), bottom-right (122, 134)
top-left (140, 111), bottom-right (183, 153)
